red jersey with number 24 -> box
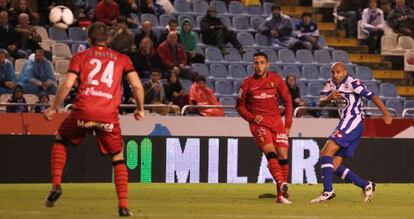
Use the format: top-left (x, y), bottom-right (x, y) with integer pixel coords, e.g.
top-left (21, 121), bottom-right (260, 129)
top-left (68, 46), bottom-right (135, 123)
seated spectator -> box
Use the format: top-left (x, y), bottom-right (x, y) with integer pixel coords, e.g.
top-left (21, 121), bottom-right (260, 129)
top-left (335, 0), bottom-right (364, 38)
top-left (164, 70), bottom-right (189, 108)
top-left (32, 91), bottom-right (49, 113)
top-left (286, 75), bottom-right (307, 109)
top-left (157, 0), bottom-right (175, 15)
top-left (387, 0), bottom-right (414, 37)
top-left (108, 16), bottom-right (135, 55)
top-left (179, 19), bottom-right (205, 64)
top-left (0, 11), bottom-right (26, 60)
top-left (0, 0), bottom-right (11, 11)
top-left (189, 75), bottom-right (224, 117)
top-left (157, 31), bottom-right (194, 80)
top-left (134, 20), bottom-right (161, 48)
top-left (15, 13), bottom-right (42, 57)
top-left (200, 6), bottom-right (245, 55)
top-left (140, 0), bottom-right (165, 16)
top-left (294, 12), bottom-right (322, 50)
top-left (115, 0), bottom-right (139, 28)
top-left (0, 49), bottom-right (16, 94)
top-left (159, 19), bottom-right (178, 44)
top-left (133, 36), bottom-right (162, 78)
top-left (19, 49), bottom-right (57, 95)
top-left (143, 68), bottom-right (170, 115)
top-left (95, 0), bottom-right (120, 26)
top-left (259, 4), bottom-right (305, 51)
top-left (361, 0), bottom-right (385, 54)
top-left (6, 85), bottom-right (28, 113)
top-left (10, 0), bottom-right (39, 26)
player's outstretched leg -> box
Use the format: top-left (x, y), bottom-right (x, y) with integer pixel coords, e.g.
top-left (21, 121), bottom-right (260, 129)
top-left (113, 160), bottom-right (132, 216)
top-left (278, 159), bottom-right (289, 199)
top-left (335, 165), bottom-right (375, 203)
top-left (45, 141), bottom-right (67, 207)
top-left (311, 156), bottom-right (336, 203)
top-left (266, 152), bottom-right (291, 204)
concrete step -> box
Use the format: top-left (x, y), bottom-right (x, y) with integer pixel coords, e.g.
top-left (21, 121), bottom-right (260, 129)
top-left (318, 23), bottom-right (337, 31)
top-left (281, 6), bottom-right (313, 16)
top-left (373, 70), bottom-right (406, 79)
top-left (326, 37), bottom-right (358, 47)
top-left (397, 86), bottom-right (414, 96)
top-left (353, 61), bottom-right (393, 69)
top-left (320, 29), bottom-right (346, 38)
top-left (349, 54), bottom-right (384, 63)
top-left (331, 46), bottom-right (369, 54)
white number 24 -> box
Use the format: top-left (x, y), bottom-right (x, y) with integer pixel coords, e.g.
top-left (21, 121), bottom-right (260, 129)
top-left (87, 58), bottom-right (114, 88)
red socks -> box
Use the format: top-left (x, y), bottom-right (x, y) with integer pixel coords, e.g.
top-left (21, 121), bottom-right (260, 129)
top-left (51, 142), bottom-right (67, 187)
top-left (267, 158), bottom-right (283, 197)
top-left (113, 161), bottom-right (128, 209)
top-left (278, 159), bottom-right (289, 183)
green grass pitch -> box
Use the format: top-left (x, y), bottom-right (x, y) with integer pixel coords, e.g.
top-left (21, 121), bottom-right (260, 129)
top-left (0, 183), bottom-right (413, 218)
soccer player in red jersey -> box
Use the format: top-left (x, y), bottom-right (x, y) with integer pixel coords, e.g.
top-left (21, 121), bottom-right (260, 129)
top-left (43, 22), bottom-right (145, 217)
top-left (236, 52), bottom-right (293, 204)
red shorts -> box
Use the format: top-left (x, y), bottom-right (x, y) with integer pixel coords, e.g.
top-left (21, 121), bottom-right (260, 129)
top-left (58, 113), bottom-right (123, 155)
top-left (249, 124), bottom-right (289, 150)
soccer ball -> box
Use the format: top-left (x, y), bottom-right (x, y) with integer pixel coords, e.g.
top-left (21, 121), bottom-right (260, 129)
top-left (49, 6), bottom-right (74, 29)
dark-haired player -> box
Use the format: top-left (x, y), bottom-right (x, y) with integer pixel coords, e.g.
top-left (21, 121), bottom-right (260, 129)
top-left (236, 52), bottom-right (293, 204)
top-left (43, 22), bottom-right (145, 217)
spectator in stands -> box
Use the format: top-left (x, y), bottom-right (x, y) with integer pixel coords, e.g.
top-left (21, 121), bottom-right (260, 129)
top-left (134, 20), bottom-right (160, 48)
top-left (361, 0), bottom-right (385, 54)
top-left (179, 18), bottom-right (205, 64)
top-left (10, 0), bottom-right (39, 26)
top-left (140, 0), bottom-right (165, 16)
top-left (116, 0), bottom-right (139, 28)
top-left (157, 31), bottom-right (194, 80)
top-left (0, 10), bottom-right (26, 60)
top-left (335, 0), bottom-right (365, 38)
top-left (144, 68), bottom-right (170, 115)
top-left (189, 75), bottom-right (224, 116)
top-left (159, 19), bottom-right (178, 44)
top-left (133, 36), bottom-right (161, 78)
top-left (259, 4), bottom-right (305, 51)
top-left (19, 49), bottom-right (57, 95)
top-left (0, 49), bottom-right (16, 94)
top-left (294, 12), bottom-right (321, 50)
top-left (15, 13), bottom-right (42, 57)
top-left (0, 0), bottom-right (11, 11)
top-left (32, 91), bottom-right (49, 113)
top-left (164, 70), bottom-right (188, 108)
top-left (387, 0), bottom-right (414, 37)
top-left (286, 74), bottom-right (307, 110)
top-left (200, 6), bottom-right (245, 55)
top-left (95, 0), bottom-right (120, 26)
top-left (6, 85), bottom-right (28, 113)
top-left (108, 16), bottom-right (135, 55)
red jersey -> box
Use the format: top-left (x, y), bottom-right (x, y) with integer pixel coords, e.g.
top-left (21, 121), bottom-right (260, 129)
top-left (236, 72), bottom-right (293, 133)
top-left (68, 46), bottom-right (135, 123)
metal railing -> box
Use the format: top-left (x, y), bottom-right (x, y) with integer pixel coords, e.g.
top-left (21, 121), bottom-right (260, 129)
top-left (0, 103), bottom-right (50, 107)
top-left (293, 106), bottom-right (398, 117)
top-left (402, 108), bottom-right (414, 118)
top-left (64, 103), bottom-right (182, 115)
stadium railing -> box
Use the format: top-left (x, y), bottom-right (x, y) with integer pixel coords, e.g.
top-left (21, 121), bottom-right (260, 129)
top-left (181, 105), bottom-right (286, 116)
top-left (64, 104), bottom-right (182, 115)
top-left (293, 106), bottom-right (399, 117)
top-left (402, 108), bottom-right (414, 118)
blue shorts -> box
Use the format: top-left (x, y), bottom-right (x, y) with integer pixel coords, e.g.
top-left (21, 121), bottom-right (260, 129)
top-left (328, 122), bottom-right (364, 158)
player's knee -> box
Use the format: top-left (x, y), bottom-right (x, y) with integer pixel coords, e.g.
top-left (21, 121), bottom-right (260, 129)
top-left (265, 152), bottom-right (278, 160)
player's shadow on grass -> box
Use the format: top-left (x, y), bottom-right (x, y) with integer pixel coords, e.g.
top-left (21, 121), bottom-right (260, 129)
top-left (258, 193), bottom-right (277, 199)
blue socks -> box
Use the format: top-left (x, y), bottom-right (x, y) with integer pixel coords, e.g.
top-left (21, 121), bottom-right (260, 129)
top-left (320, 156), bottom-right (334, 192)
top-left (335, 165), bottom-right (369, 189)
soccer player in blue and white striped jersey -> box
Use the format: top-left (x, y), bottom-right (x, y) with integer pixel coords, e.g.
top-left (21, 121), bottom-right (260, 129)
top-left (311, 62), bottom-right (392, 204)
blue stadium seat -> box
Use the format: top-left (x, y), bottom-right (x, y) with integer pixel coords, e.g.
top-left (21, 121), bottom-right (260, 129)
top-left (260, 48), bottom-right (278, 63)
top-left (229, 1), bottom-right (246, 15)
top-left (269, 64), bottom-right (284, 76)
top-left (364, 82), bottom-right (379, 95)
top-left (386, 99), bottom-right (403, 115)
top-left (210, 64), bottom-right (228, 78)
top-left (366, 100), bottom-right (383, 117)
top-left (380, 83), bottom-right (400, 99)
top-left (404, 100), bottom-right (414, 117)
top-left (278, 49), bottom-right (296, 63)
top-left (237, 32), bottom-right (255, 47)
top-left (314, 50), bottom-right (333, 64)
top-left (302, 66), bottom-right (320, 81)
top-left (345, 65), bottom-right (355, 76)
top-left (207, 79), bottom-right (215, 90)
top-left (246, 5), bottom-right (263, 15)
top-left (246, 64), bottom-right (254, 74)
top-left (263, 2), bottom-right (273, 16)
top-left (355, 66), bottom-right (374, 81)
top-left (173, 0), bottom-right (194, 15)
top-left (332, 50), bottom-right (350, 64)
top-left (215, 80), bottom-right (234, 96)
top-left (250, 16), bottom-right (265, 30)
top-left (233, 80), bottom-right (243, 93)
top-left (48, 27), bottom-right (71, 43)
top-left (229, 64), bottom-right (247, 79)
top-left (319, 65), bottom-right (331, 80)
top-left (224, 47), bottom-right (242, 63)
top-left (193, 0), bottom-right (209, 14)
top-left (308, 82), bottom-right (324, 97)
top-left (255, 32), bottom-right (271, 48)
top-left (283, 65), bottom-right (301, 79)
top-left (296, 80), bottom-right (308, 96)
top-left (243, 48), bottom-right (257, 62)
top-left (181, 79), bottom-right (193, 94)
top-left (296, 49), bottom-right (315, 64)
top-left (68, 27), bottom-right (87, 42)
top-left (205, 47), bottom-right (224, 63)
top-left (159, 14), bottom-right (175, 27)
top-left (232, 16), bottom-right (250, 31)
top-left (191, 63), bottom-right (210, 78)
top-left (220, 96), bottom-right (237, 105)
top-left (219, 16), bottom-right (232, 29)
top-left (193, 32), bottom-right (206, 48)
top-left (210, 1), bottom-right (228, 14)
top-left (140, 13), bottom-right (160, 28)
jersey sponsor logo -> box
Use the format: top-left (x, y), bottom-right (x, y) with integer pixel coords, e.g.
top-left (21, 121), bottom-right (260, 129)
top-left (334, 95), bottom-right (349, 110)
top-left (253, 92), bottom-right (275, 99)
top-left (77, 120), bottom-right (114, 132)
top-left (82, 87), bottom-right (113, 99)
top-left (276, 133), bottom-right (288, 140)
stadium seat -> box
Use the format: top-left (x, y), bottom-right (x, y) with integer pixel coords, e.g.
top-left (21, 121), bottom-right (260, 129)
top-left (219, 16), bottom-right (232, 29)
top-left (159, 14), bottom-right (175, 27)
top-left (181, 79), bottom-right (193, 94)
top-left (278, 49), bottom-right (296, 63)
top-left (386, 99), bottom-right (403, 116)
top-left (205, 47), bottom-right (224, 63)
top-left (246, 5), bottom-right (263, 15)
top-left (404, 100), bottom-right (414, 117)
top-left (206, 79), bottom-right (215, 90)
top-left (228, 64), bottom-right (247, 79)
top-left (397, 36), bottom-right (414, 49)
top-left (364, 82), bottom-right (379, 95)
top-left (52, 43), bottom-right (72, 62)
top-left (219, 96), bottom-right (236, 105)
top-left (215, 80), bottom-right (234, 96)
top-left (355, 66), bottom-right (374, 81)
top-left (210, 64), bottom-right (228, 78)
top-left (68, 27), bottom-right (87, 42)
top-left (263, 2), bottom-right (272, 16)
top-left (34, 26), bottom-right (52, 42)
top-left (366, 100), bottom-right (383, 117)
top-left (381, 35), bottom-right (397, 55)
top-left (54, 59), bottom-right (70, 74)
top-left (302, 66), bottom-right (320, 81)
top-left (232, 16), bottom-right (250, 31)
top-left (192, 63), bottom-right (210, 78)
top-left (229, 1), bottom-right (246, 15)
top-left (237, 32), bottom-right (255, 47)
top-left (14, 58), bottom-right (28, 75)
top-left (255, 32), bottom-right (271, 48)
top-left (71, 42), bottom-right (82, 54)
top-left (308, 82), bottom-right (324, 97)
top-left (210, 1), bottom-right (228, 14)
top-left (224, 48), bottom-right (242, 63)
top-left (332, 50), bottom-right (350, 64)
top-left (314, 49), bottom-right (333, 64)
top-left (193, 0), bottom-right (209, 14)
top-left (269, 64), bottom-right (284, 76)
top-left (296, 49), bottom-right (315, 64)
top-left (260, 48), bottom-right (278, 63)
top-left (319, 65), bottom-right (331, 80)
top-left (173, 0), bottom-right (194, 14)
top-left (296, 80), bottom-right (308, 97)
top-left (246, 64), bottom-right (254, 75)
top-left (345, 65), bottom-right (355, 76)
top-left (250, 16), bottom-right (264, 30)
top-left (380, 83), bottom-right (401, 99)
top-left (283, 65), bottom-right (301, 79)
top-left (140, 13), bottom-right (160, 28)
top-left (233, 80), bottom-right (242, 93)
top-left (48, 27), bottom-right (71, 43)
top-left (243, 48), bottom-right (257, 62)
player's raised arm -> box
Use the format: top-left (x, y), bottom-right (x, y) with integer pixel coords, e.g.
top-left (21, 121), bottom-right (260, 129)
top-left (126, 71), bottom-right (145, 121)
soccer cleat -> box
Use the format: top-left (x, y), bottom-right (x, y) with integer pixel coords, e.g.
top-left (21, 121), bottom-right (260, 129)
top-left (119, 208), bottom-right (133, 217)
top-left (45, 186), bottom-right (62, 207)
top-left (363, 181), bottom-right (376, 203)
top-left (276, 196), bottom-right (292, 204)
top-left (280, 182), bottom-right (289, 199)
top-left (310, 190), bottom-right (336, 203)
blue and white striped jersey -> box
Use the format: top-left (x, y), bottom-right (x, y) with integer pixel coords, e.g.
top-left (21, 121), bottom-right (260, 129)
top-left (320, 75), bottom-right (374, 133)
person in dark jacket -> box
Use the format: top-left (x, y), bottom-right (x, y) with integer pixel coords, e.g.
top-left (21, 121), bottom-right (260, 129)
top-left (6, 85), bottom-right (29, 113)
top-left (387, 0), bottom-right (414, 37)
